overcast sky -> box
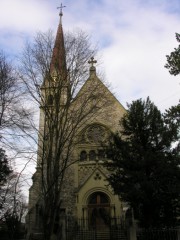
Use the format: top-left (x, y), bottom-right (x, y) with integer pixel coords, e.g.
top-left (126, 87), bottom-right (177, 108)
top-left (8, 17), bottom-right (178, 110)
top-left (0, 0), bottom-right (180, 111)
top-left (1, 0), bottom-right (180, 197)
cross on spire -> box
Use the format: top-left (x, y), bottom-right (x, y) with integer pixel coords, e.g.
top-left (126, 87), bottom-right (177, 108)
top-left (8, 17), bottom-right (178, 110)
top-left (88, 57), bottom-right (97, 67)
top-left (57, 3), bottom-right (66, 24)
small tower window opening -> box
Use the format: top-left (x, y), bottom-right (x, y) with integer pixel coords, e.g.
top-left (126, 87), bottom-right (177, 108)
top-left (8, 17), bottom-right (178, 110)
top-left (80, 151), bottom-right (87, 161)
top-left (47, 94), bottom-right (53, 105)
top-left (89, 150), bottom-right (96, 161)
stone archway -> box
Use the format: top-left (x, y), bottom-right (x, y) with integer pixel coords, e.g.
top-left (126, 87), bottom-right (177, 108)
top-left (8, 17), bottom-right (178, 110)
top-left (88, 191), bottom-right (110, 230)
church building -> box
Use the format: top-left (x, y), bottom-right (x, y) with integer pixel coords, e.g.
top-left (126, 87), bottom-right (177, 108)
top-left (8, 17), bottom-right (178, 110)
top-left (26, 7), bottom-right (128, 240)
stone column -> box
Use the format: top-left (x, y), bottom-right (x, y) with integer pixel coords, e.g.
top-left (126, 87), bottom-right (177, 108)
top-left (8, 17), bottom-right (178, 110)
top-left (126, 209), bottom-right (137, 240)
top-left (128, 222), bottom-right (137, 240)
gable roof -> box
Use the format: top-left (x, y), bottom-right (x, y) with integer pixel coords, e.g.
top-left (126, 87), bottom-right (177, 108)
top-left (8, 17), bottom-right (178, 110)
top-left (75, 65), bottom-right (126, 112)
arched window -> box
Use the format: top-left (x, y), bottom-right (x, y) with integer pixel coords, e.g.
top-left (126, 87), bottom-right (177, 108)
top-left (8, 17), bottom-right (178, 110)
top-left (89, 150), bottom-right (96, 161)
top-left (98, 150), bottom-right (105, 160)
top-left (80, 151), bottom-right (87, 161)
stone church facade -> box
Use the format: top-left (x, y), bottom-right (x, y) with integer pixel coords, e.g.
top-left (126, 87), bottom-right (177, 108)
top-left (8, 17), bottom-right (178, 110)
top-left (26, 9), bottom-right (129, 240)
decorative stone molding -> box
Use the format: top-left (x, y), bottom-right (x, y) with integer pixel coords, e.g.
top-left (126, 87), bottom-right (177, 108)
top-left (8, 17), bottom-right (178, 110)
top-left (79, 123), bottom-right (109, 144)
top-left (94, 172), bottom-right (101, 180)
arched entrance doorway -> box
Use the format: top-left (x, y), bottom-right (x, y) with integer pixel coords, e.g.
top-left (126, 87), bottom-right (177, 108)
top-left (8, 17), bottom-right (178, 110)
top-left (88, 192), bottom-right (110, 230)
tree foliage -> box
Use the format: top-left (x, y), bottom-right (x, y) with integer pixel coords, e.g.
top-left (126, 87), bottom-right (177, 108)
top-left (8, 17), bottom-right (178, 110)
top-left (0, 50), bottom-right (33, 156)
top-left (0, 149), bottom-right (27, 240)
top-left (0, 51), bottom-right (32, 238)
top-left (164, 102), bottom-right (180, 139)
top-left (106, 97), bottom-right (180, 228)
top-left (0, 148), bottom-right (12, 189)
top-left (165, 33), bottom-right (180, 76)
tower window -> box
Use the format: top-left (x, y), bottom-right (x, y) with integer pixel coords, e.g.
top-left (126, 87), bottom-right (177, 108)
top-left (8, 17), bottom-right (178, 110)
top-left (80, 151), bottom-right (87, 161)
top-left (47, 94), bottom-right (53, 105)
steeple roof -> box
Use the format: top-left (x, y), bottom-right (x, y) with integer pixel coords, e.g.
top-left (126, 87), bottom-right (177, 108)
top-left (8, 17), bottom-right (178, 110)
top-left (50, 5), bottom-right (67, 76)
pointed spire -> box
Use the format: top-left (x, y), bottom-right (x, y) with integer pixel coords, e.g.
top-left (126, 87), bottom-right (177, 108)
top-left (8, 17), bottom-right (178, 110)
top-left (58, 3), bottom-right (66, 25)
top-left (50, 4), bottom-right (67, 78)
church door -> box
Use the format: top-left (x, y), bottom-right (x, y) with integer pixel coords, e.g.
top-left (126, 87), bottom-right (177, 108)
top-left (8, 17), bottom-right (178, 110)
top-left (88, 192), bottom-right (110, 230)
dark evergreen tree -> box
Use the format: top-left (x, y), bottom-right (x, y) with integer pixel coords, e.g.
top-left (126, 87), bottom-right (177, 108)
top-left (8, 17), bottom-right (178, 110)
top-left (164, 102), bottom-right (180, 140)
top-left (165, 33), bottom-right (180, 76)
top-left (106, 97), bottom-right (180, 228)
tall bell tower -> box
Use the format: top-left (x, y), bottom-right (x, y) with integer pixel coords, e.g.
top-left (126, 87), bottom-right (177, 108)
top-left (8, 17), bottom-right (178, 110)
top-left (27, 5), bottom-right (70, 237)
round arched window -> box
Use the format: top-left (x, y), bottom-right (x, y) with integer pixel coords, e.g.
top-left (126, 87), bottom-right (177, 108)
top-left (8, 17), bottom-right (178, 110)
top-left (86, 125), bottom-right (106, 143)
top-left (89, 150), bottom-right (96, 161)
top-left (98, 150), bottom-right (105, 160)
top-left (80, 151), bottom-right (87, 161)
